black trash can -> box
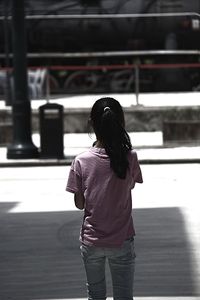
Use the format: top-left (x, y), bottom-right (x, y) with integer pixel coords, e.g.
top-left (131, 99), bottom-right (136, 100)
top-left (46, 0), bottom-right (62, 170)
top-left (39, 103), bottom-right (64, 158)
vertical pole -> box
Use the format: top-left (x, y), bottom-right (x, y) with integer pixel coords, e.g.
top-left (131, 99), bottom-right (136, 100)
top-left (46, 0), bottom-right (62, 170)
top-left (135, 63), bottom-right (139, 105)
top-left (3, 0), bottom-right (12, 106)
top-left (46, 67), bottom-right (50, 103)
top-left (7, 0), bottom-right (39, 159)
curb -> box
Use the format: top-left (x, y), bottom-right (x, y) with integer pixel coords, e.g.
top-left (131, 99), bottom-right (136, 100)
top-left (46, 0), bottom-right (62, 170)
top-left (0, 156), bottom-right (200, 168)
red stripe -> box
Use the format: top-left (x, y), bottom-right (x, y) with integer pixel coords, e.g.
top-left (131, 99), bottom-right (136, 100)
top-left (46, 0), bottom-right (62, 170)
top-left (1, 63), bottom-right (200, 71)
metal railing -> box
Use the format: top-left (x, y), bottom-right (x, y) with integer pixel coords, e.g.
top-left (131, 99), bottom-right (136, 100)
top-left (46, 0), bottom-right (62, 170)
top-left (44, 62), bottom-right (200, 104)
top-left (1, 50), bottom-right (200, 59)
top-left (0, 12), bottom-right (200, 20)
top-left (1, 60), bottom-right (200, 105)
top-left (0, 10), bottom-right (200, 104)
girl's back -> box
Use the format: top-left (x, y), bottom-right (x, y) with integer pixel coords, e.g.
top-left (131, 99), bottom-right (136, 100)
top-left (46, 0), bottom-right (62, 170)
top-left (67, 146), bottom-right (142, 247)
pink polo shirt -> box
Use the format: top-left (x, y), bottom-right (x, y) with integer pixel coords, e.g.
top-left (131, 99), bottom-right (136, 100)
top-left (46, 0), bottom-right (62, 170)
top-left (66, 147), bottom-right (143, 247)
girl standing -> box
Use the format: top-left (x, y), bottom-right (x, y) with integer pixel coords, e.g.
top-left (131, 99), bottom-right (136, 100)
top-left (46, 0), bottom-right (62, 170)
top-left (66, 97), bottom-right (143, 300)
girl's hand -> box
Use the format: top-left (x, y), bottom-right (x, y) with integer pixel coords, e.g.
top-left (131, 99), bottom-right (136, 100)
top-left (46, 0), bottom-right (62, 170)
top-left (74, 192), bottom-right (85, 210)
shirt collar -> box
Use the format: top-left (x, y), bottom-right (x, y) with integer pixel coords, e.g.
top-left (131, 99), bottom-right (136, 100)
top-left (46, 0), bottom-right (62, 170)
top-left (89, 147), bottom-right (108, 158)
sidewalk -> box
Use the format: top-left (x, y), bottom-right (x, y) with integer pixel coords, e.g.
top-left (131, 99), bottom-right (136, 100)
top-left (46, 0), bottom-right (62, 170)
top-left (0, 164), bottom-right (199, 299)
top-left (1, 132), bottom-right (200, 167)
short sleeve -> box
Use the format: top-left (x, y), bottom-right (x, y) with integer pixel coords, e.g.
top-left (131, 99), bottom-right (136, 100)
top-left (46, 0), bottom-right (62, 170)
top-left (130, 151), bottom-right (143, 187)
top-left (66, 159), bottom-right (82, 194)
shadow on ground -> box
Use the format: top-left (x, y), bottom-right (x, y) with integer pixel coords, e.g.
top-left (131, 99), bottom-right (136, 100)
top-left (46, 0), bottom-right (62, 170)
top-left (0, 203), bottom-right (197, 299)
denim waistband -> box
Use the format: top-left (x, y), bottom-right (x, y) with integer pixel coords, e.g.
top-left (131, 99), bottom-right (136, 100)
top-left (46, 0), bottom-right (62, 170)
top-left (126, 236), bottom-right (134, 242)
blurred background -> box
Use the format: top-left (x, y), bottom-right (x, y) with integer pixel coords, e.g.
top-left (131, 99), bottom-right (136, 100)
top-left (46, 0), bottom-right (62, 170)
top-left (0, 0), bottom-right (200, 154)
top-left (1, 0), bottom-right (200, 97)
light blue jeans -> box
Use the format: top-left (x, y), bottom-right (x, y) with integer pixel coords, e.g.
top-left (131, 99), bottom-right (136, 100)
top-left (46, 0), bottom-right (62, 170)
top-left (80, 238), bottom-right (136, 300)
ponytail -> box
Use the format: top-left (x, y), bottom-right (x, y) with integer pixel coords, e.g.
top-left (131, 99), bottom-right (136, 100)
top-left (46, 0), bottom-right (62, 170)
top-left (90, 97), bottom-right (132, 179)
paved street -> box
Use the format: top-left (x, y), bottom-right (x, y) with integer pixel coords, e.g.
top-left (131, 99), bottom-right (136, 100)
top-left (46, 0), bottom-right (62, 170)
top-left (0, 164), bottom-right (200, 300)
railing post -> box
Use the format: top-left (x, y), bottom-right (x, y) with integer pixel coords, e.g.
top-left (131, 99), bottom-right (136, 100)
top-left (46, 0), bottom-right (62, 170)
top-left (135, 62), bottom-right (140, 105)
top-left (46, 67), bottom-right (50, 102)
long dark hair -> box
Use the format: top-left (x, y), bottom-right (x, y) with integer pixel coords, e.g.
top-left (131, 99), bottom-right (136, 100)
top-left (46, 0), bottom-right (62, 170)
top-left (90, 97), bottom-right (132, 179)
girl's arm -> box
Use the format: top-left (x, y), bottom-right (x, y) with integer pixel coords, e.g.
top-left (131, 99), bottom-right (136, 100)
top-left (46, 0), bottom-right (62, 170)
top-left (74, 192), bottom-right (85, 210)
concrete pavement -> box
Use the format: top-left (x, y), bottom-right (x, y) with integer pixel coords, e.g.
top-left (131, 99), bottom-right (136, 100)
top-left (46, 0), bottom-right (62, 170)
top-left (0, 131), bottom-right (200, 167)
top-left (0, 164), bottom-right (200, 299)
top-left (34, 131), bottom-right (200, 164)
